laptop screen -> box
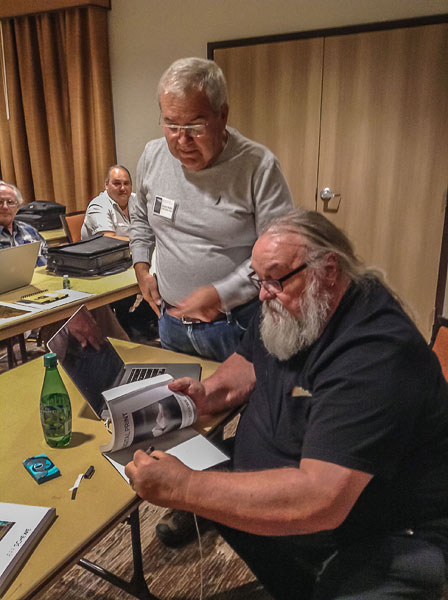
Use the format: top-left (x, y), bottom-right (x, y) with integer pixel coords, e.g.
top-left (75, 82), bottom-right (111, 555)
top-left (47, 305), bottom-right (124, 418)
top-left (0, 242), bottom-right (40, 294)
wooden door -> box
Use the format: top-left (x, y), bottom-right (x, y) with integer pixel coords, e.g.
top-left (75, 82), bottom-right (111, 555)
top-left (318, 24), bottom-right (448, 336)
top-left (214, 38), bottom-right (323, 209)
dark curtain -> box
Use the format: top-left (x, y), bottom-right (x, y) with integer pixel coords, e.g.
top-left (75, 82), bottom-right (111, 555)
top-left (0, 5), bottom-right (116, 210)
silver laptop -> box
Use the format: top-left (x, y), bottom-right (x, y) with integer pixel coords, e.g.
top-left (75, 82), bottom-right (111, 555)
top-left (47, 304), bottom-right (202, 419)
top-left (0, 242), bottom-right (40, 294)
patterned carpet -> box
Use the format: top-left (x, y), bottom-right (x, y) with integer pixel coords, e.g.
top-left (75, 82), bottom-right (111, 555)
top-left (2, 337), bottom-right (272, 600)
top-left (39, 503), bottom-right (271, 599)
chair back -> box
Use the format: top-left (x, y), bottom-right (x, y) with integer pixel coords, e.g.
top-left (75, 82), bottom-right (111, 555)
top-left (431, 317), bottom-right (448, 382)
top-left (60, 211), bottom-right (85, 243)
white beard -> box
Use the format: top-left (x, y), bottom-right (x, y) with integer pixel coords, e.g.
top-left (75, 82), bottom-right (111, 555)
top-left (260, 274), bottom-right (332, 361)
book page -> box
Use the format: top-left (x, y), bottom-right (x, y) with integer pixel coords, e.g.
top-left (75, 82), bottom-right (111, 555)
top-left (103, 427), bottom-right (229, 482)
top-left (100, 374), bottom-right (197, 453)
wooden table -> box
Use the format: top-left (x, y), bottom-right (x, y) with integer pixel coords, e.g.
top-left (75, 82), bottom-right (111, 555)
top-left (0, 340), bottom-right (221, 600)
top-left (0, 267), bottom-right (140, 342)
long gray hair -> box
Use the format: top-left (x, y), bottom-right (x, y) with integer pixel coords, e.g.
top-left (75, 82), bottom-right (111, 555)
top-left (262, 208), bottom-right (382, 285)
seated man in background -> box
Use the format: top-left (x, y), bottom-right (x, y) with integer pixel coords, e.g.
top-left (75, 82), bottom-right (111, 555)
top-left (82, 165), bottom-right (158, 343)
top-left (126, 208), bottom-right (448, 600)
top-left (0, 180), bottom-right (47, 265)
top-left (81, 165), bottom-right (134, 239)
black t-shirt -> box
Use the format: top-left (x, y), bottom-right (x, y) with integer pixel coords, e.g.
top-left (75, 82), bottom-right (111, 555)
top-left (235, 279), bottom-right (448, 543)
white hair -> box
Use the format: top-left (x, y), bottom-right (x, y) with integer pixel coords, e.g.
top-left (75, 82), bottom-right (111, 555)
top-left (158, 57), bottom-right (228, 112)
top-left (0, 180), bottom-right (24, 205)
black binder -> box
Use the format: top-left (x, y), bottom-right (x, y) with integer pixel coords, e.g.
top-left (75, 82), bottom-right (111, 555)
top-left (46, 234), bottom-right (132, 276)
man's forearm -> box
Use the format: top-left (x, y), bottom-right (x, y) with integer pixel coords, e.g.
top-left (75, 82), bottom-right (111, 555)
top-left (134, 261), bottom-right (150, 278)
top-left (181, 459), bottom-right (370, 536)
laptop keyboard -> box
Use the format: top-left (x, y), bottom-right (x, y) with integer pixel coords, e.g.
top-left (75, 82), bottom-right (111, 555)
top-left (126, 367), bottom-right (166, 383)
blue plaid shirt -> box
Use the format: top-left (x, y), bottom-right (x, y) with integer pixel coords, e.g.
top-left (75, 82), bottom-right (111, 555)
top-left (0, 220), bottom-right (47, 266)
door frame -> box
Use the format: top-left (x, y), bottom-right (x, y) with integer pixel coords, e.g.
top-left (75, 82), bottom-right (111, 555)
top-left (207, 14), bottom-right (448, 58)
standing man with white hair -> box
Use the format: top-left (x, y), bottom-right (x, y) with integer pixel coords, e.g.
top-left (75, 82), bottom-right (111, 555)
top-left (130, 57), bottom-right (293, 364)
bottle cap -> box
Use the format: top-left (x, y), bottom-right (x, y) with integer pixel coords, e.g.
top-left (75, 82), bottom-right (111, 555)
top-left (44, 352), bottom-right (58, 368)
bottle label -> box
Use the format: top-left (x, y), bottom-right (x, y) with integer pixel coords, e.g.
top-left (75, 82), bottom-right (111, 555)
top-left (40, 393), bottom-right (72, 438)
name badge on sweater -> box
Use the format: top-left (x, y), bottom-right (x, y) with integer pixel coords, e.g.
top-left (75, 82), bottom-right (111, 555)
top-left (153, 195), bottom-right (177, 220)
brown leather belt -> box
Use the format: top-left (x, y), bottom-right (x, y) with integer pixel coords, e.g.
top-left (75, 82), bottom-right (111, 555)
top-left (163, 301), bottom-right (226, 324)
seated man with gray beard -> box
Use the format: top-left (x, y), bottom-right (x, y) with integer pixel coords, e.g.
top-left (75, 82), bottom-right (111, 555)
top-left (125, 208), bottom-right (448, 600)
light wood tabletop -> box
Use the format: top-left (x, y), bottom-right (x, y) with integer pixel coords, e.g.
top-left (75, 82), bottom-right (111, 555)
top-left (0, 339), bottom-right (221, 600)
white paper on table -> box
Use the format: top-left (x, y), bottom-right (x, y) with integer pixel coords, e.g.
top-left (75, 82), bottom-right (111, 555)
top-left (15, 288), bottom-right (93, 309)
top-left (0, 301), bottom-right (44, 324)
top-left (103, 427), bottom-right (229, 483)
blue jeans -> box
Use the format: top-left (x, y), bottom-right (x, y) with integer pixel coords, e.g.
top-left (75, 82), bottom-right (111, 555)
top-left (158, 298), bottom-right (259, 362)
top-left (216, 521), bottom-right (448, 600)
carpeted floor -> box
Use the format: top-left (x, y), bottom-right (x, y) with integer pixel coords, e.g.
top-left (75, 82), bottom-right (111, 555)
top-left (2, 337), bottom-right (272, 600)
top-left (39, 503), bottom-right (271, 599)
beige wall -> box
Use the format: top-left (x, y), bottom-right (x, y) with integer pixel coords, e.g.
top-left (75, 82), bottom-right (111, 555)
top-left (108, 0), bottom-right (448, 179)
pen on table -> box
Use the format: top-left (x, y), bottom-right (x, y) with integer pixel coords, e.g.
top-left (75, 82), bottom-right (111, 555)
top-left (147, 446), bottom-right (160, 460)
top-left (84, 465), bottom-right (95, 479)
top-left (70, 467), bottom-right (95, 500)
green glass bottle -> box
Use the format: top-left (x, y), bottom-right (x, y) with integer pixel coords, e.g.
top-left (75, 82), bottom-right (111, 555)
top-left (40, 352), bottom-right (72, 447)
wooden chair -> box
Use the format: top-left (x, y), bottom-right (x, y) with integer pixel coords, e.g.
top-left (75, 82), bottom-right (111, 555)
top-left (60, 211), bottom-right (85, 243)
top-left (431, 317), bottom-right (448, 382)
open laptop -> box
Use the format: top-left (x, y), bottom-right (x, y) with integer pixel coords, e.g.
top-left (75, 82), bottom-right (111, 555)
top-left (47, 304), bottom-right (202, 419)
top-left (0, 242), bottom-right (40, 294)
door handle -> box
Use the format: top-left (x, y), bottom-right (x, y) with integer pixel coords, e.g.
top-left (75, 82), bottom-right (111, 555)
top-left (320, 187), bottom-right (341, 201)
top-left (319, 187), bottom-right (341, 212)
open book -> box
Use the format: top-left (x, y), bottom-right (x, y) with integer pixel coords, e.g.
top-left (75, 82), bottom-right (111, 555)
top-left (0, 503), bottom-right (56, 595)
top-left (100, 374), bottom-right (228, 481)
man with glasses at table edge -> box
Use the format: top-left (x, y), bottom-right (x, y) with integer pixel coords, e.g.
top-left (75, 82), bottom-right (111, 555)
top-left (127, 208), bottom-right (448, 600)
top-left (0, 180), bottom-right (47, 264)
top-left (130, 57), bottom-right (292, 365)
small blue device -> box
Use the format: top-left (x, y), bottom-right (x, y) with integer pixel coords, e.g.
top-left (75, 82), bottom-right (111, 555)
top-left (23, 454), bottom-right (61, 484)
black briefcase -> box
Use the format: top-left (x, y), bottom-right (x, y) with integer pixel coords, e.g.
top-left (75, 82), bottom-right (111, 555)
top-left (46, 234), bottom-right (132, 276)
top-left (17, 200), bottom-right (66, 231)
